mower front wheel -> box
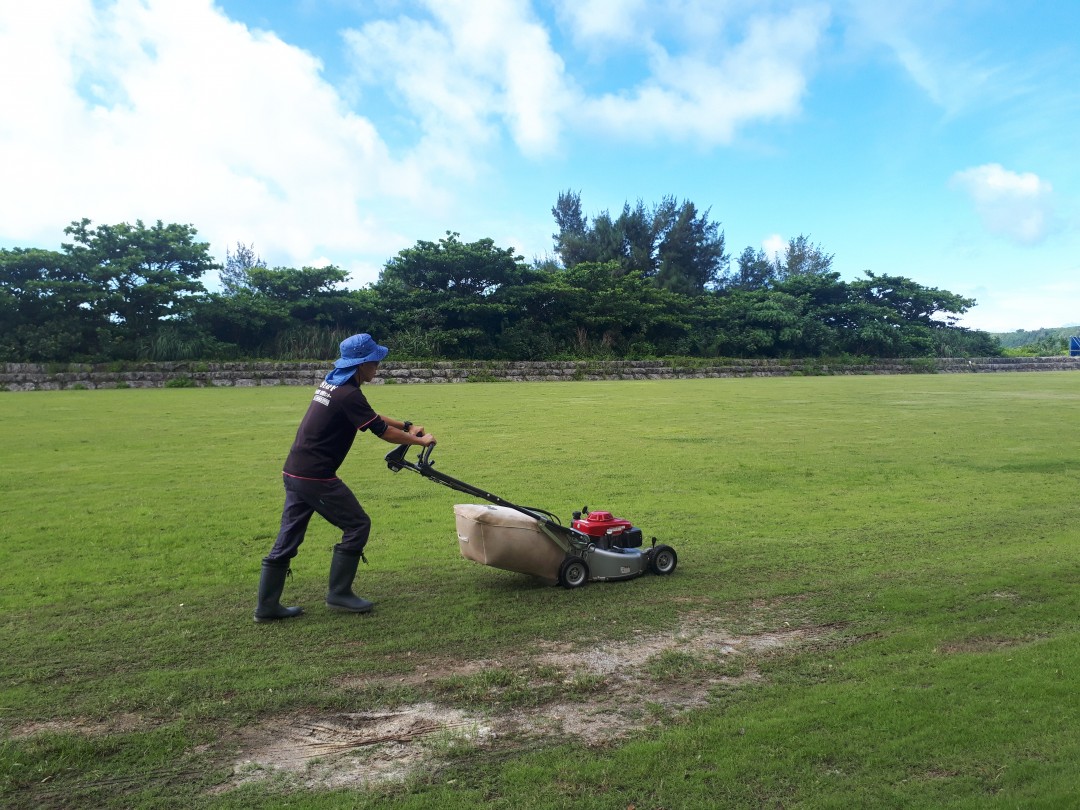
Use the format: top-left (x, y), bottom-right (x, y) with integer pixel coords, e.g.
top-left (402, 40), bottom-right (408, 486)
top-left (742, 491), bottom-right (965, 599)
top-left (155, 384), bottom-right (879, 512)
top-left (648, 544), bottom-right (678, 575)
top-left (558, 556), bottom-right (590, 589)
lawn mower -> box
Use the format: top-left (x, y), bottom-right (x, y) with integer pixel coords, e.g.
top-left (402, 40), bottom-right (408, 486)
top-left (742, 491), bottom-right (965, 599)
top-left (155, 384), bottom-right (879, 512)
top-left (385, 443), bottom-right (677, 588)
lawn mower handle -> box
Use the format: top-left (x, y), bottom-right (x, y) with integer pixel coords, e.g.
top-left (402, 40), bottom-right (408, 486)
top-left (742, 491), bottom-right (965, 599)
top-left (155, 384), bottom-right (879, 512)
top-left (383, 442), bottom-right (570, 533)
top-left (384, 440), bottom-right (434, 473)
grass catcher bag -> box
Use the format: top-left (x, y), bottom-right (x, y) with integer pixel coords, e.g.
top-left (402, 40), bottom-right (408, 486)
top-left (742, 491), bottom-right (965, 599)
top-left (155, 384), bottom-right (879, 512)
top-left (454, 503), bottom-right (564, 584)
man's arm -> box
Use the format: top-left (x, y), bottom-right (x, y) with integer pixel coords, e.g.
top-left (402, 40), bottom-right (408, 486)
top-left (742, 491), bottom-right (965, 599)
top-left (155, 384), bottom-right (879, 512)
top-left (382, 417), bottom-right (424, 436)
top-left (378, 418), bottom-right (435, 447)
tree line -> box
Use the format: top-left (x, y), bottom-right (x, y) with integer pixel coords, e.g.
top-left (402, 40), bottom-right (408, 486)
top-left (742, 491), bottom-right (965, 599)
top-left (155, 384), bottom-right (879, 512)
top-left (0, 196), bottom-right (1000, 364)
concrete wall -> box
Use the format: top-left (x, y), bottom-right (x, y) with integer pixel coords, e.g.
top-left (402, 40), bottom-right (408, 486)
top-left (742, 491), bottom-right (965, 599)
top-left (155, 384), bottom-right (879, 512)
top-left (3, 356), bottom-right (1078, 391)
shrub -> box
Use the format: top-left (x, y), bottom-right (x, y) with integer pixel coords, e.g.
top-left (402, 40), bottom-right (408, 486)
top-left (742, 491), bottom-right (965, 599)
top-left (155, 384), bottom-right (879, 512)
top-left (164, 376), bottom-right (197, 388)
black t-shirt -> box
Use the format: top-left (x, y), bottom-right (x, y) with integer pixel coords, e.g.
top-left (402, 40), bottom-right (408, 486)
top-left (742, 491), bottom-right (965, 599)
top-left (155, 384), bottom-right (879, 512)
top-left (283, 380), bottom-right (382, 479)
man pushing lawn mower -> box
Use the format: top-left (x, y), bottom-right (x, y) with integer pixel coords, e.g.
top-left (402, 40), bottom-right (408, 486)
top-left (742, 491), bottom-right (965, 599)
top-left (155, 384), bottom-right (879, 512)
top-left (254, 333), bottom-right (437, 623)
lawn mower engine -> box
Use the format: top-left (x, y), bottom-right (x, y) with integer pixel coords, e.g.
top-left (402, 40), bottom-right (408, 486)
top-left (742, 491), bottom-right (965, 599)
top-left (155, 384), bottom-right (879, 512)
top-left (571, 508), bottom-right (643, 551)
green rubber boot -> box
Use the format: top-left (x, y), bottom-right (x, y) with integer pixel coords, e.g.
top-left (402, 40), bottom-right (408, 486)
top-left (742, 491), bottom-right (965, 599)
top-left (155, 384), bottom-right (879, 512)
top-left (326, 549), bottom-right (375, 614)
top-left (254, 560), bottom-right (304, 623)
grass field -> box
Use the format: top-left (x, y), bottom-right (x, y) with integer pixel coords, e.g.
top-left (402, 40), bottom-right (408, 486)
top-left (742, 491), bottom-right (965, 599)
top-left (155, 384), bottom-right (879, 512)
top-left (2, 373), bottom-right (1079, 808)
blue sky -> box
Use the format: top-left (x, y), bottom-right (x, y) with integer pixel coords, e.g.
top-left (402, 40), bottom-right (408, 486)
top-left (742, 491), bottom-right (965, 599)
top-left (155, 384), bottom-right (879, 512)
top-left (2, 1), bottom-right (1078, 332)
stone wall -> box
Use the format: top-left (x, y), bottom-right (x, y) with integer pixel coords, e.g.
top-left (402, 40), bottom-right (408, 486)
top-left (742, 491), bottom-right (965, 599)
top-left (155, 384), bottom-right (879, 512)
top-left (2, 356), bottom-right (1078, 391)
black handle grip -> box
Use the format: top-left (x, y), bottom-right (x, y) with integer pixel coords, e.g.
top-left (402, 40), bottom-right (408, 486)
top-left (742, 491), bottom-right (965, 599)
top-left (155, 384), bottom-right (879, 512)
top-left (385, 444), bottom-right (409, 471)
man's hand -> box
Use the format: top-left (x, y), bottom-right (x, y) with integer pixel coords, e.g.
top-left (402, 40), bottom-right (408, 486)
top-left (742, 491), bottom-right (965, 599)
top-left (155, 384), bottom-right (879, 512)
top-left (419, 433), bottom-right (436, 447)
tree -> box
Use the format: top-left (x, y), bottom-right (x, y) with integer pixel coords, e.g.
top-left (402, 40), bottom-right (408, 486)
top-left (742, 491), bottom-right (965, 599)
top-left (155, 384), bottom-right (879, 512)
top-left (774, 234), bottom-right (834, 281)
top-left (771, 271), bottom-right (854, 354)
top-left (852, 272), bottom-right (974, 327)
top-left (220, 242), bottom-right (267, 295)
top-left (710, 289), bottom-right (806, 357)
top-left (935, 327), bottom-right (1001, 357)
top-left (551, 190), bottom-right (590, 268)
top-left (550, 192), bottom-right (728, 294)
top-left (733, 247), bottom-right (777, 290)
top-left (0, 246), bottom-right (105, 361)
top-left (0, 220), bottom-right (218, 361)
top-left (244, 265), bottom-right (348, 300)
top-left (380, 232), bottom-right (527, 296)
top-left (654, 200), bottom-right (728, 294)
top-left (61, 218), bottom-right (217, 350)
top-left (375, 233), bottom-right (532, 358)
top-left (616, 199), bottom-right (655, 276)
top-left (193, 266), bottom-right (383, 357)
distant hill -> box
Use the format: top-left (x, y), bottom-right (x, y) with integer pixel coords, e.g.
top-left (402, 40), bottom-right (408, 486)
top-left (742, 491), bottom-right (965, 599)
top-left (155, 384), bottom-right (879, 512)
top-left (992, 325), bottom-right (1078, 351)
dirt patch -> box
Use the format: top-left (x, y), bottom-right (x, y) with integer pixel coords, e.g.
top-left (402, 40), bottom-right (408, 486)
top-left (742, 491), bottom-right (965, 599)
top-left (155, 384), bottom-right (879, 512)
top-left (377, 656), bottom-right (504, 686)
top-left (506, 619), bottom-right (822, 743)
top-left (8, 713), bottom-right (147, 739)
top-left (936, 636), bottom-right (1033, 655)
top-left (224, 703), bottom-right (494, 791)
top-left (220, 614), bottom-right (841, 792)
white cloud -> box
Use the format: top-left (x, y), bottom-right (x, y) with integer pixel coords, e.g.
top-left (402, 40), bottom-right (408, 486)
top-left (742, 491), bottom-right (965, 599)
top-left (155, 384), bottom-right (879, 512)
top-left (582, 6), bottom-right (828, 144)
top-left (0, 0), bottom-right (432, 279)
top-left (950, 164), bottom-right (1057, 245)
top-left (761, 233), bottom-right (785, 259)
top-left (347, 1), bottom-right (829, 156)
top-left (554, 0), bottom-right (770, 53)
top-left (344, 0), bottom-right (573, 161)
top-left (552, 0), bottom-right (650, 48)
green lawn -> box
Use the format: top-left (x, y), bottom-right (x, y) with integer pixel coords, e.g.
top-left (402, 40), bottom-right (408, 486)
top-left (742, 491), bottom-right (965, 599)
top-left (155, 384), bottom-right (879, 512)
top-left (2, 373), bottom-right (1079, 808)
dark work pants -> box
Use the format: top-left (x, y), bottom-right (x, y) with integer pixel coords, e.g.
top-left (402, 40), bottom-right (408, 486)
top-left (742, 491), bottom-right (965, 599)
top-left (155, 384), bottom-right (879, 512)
top-left (264, 474), bottom-right (372, 562)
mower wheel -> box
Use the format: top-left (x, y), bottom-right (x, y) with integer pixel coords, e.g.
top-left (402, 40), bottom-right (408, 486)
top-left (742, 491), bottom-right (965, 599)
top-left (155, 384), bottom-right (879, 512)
top-left (558, 556), bottom-right (590, 589)
top-left (648, 544), bottom-right (678, 575)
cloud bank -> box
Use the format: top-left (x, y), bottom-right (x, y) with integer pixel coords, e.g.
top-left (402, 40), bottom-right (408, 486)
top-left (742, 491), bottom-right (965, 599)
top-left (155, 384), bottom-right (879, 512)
top-left (0, 0), bottom-right (429, 275)
top-left (0, 0), bottom-right (834, 278)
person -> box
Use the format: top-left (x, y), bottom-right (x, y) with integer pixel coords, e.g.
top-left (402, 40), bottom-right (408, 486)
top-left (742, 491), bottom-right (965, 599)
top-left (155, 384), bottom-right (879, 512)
top-left (254, 333), bottom-right (436, 623)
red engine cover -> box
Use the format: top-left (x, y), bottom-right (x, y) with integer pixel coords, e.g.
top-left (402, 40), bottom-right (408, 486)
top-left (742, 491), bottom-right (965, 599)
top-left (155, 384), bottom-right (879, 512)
top-left (571, 510), bottom-right (633, 537)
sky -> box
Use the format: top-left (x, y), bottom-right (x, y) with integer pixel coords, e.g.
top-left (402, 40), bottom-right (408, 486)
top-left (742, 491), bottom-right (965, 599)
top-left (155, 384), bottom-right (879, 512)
top-left (1, 0), bottom-right (1078, 333)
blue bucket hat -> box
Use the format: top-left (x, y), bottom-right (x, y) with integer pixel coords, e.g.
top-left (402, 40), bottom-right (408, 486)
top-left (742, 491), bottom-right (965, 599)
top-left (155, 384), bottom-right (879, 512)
top-left (333, 333), bottom-right (388, 369)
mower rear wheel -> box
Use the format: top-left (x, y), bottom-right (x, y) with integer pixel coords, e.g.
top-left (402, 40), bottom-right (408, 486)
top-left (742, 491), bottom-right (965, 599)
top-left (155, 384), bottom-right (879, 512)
top-left (648, 544), bottom-right (678, 575)
top-left (558, 556), bottom-right (590, 589)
